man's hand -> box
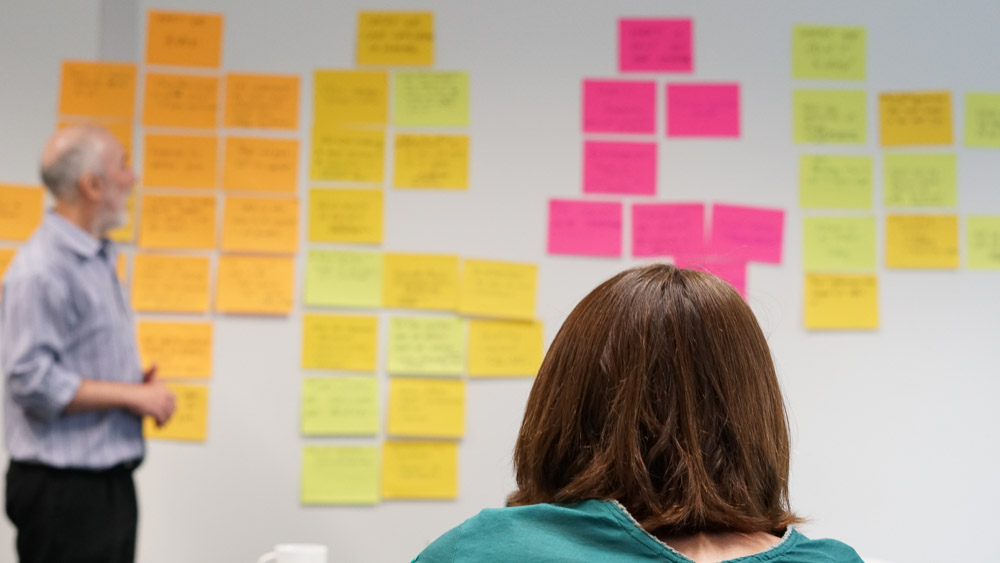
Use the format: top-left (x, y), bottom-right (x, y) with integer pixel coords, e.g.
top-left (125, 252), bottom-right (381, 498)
top-left (132, 365), bottom-right (176, 427)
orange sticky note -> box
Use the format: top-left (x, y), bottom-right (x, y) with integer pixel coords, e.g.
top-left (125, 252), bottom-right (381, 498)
top-left (143, 134), bottom-right (217, 188)
top-left (132, 254), bottom-right (210, 313)
top-left (0, 184), bottom-right (44, 241)
top-left (308, 188), bottom-right (383, 244)
top-left (143, 73), bottom-right (219, 129)
top-left (58, 61), bottom-right (136, 119)
top-left (222, 137), bottom-right (298, 193)
top-left (137, 320), bottom-right (213, 379)
top-left (221, 196), bottom-right (299, 254)
top-left (357, 12), bottom-right (434, 67)
top-left (138, 194), bottom-right (217, 250)
top-left (885, 214), bottom-right (959, 269)
top-left (313, 70), bottom-right (388, 126)
top-left (144, 383), bottom-right (209, 442)
top-left (115, 253), bottom-right (128, 284)
top-left (224, 73), bottom-right (300, 129)
top-left (146, 10), bottom-right (223, 68)
top-left (879, 91), bottom-right (953, 146)
top-left (107, 195), bottom-right (135, 243)
top-left (215, 255), bottom-right (294, 315)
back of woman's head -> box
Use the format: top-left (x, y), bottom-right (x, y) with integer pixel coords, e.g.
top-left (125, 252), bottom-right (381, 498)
top-left (508, 264), bottom-right (800, 535)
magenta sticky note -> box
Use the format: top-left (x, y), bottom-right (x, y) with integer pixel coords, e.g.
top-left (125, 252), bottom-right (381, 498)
top-left (632, 203), bottom-right (705, 257)
top-left (619, 18), bottom-right (693, 73)
top-left (583, 80), bottom-right (656, 134)
top-left (674, 255), bottom-right (747, 298)
top-left (548, 199), bottom-right (623, 257)
top-left (709, 203), bottom-right (784, 264)
top-left (667, 83), bottom-right (741, 137)
top-left (583, 141), bottom-right (657, 195)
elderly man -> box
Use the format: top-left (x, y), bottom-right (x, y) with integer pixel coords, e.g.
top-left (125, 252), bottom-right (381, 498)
top-left (2, 126), bottom-right (175, 563)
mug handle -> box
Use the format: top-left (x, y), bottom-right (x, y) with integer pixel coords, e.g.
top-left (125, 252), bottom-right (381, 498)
top-left (257, 552), bottom-right (277, 563)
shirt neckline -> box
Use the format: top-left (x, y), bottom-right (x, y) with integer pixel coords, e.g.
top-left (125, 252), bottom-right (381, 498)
top-left (44, 211), bottom-right (108, 261)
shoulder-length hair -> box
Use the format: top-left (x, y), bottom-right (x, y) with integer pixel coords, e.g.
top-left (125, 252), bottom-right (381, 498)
top-left (508, 264), bottom-right (801, 535)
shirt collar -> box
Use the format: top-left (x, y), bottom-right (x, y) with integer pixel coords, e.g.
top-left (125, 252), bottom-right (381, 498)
top-left (43, 211), bottom-right (110, 262)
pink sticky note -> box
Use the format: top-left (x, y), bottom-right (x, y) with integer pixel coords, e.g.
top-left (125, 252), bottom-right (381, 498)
top-left (619, 19), bottom-right (693, 73)
top-left (583, 141), bottom-right (657, 195)
top-left (548, 199), bottom-right (623, 257)
top-left (674, 255), bottom-right (748, 298)
top-left (583, 80), bottom-right (656, 134)
top-left (632, 203), bottom-right (705, 257)
top-left (667, 83), bottom-right (741, 137)
top-left (709, 203), bottom-right (784, 264)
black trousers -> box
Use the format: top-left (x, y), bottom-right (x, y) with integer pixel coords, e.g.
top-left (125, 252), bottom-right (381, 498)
top-left (5, 460), bottom-right (139, 563)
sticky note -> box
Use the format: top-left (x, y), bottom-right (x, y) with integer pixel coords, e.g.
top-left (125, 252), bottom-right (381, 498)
top-left (803, 216), bottom-right (876, 271)
top-left (0, 249), bottom-right (16, 281)
top-left (381, 441), bottom-right (457, 500)
top-left (143, 73), bottom-right (219, 128)
top-left (308, 188), bottom-right (383, 244)
top-left (116, 253), bottom-right (127, 284)
top-left (138, 194), bottom-right (217, 250)
top-left (886, 214), bottom-right (959, 269)
top-left (709, 204), bottom-right (784, 264)
top-left (383, 253), bottom-right (460, 311)
top-left (583, 141), bottom-right (657, 195)
top-left (132, 254), bottom-right (210, 313)
top-left (393, 134), bottom-right (468, 189)
top-left (137, 320), bottom-right (213, 379)
top-left (304, 250), bottom-right (383, 308)
top-left (58, 61), bottom-right (136, 119)
top-left (792, 26), bottom-right (866, 81)
top-left (879, 91), bottom-right (953, 146)
top-left (300, 377), bottom-right (378, 436)
top-left (224, 73), bottom-right (300, 130)
top-left (0, 185), bottom-right (44, 241)
top-left (145, 10), bottom-right (223, 68)
top-left (673, 256), bottom-right (748, 298)
top-left (144, 383), bottom-right (209, 441)
top-left (583, 80), bottom-right (656, 134)
top-left (632, 203), bottom-right (705, 258)
top-left (310, 127), bottom-right (385, 183)
top-left (793, 90), bottom-right (867, 144)
top-left (459, 259), bottom-right (537, 321)
top-left (965, 93), bottom-right (1000, 148)
top-left (883, 153), bottom-right (956, 207)
top-left (223, 137), bottom-right (299, 192)
top-left (667, 83), bottom-right (740, 137)
top-left (301, 314), bottom-right (378, 372)
top-left (394, 71), bottom-right (468, 127)
top-left (387, 377), bottom-right (465, 438)
top-left (468, 320), bottom-right (543, 377)
top-left (387, 316), bottom-right (465, 375)
top-left (314, 70), bottom-right (388, 126)
top-left (619, 18), bottom-right (693, 73)
top-left (215, 255), bottom-right (294, 315)
top-left (143, 134), bottom-right (218, 189)
top-left (301, 446), bottom-right (379, 505)
top-left (799, 155), bottom-right (873, 209)
top-left (548, 199), bottom-right (622, 257)
top-left (357, 12), bottom-right (434, 66)
top-left (804, 274), bottom-right (878, 330)
top-left (967, 216), bottom-right (1000, 270)
top-left (221, 196), bottom-right (299, 254)
top-left (107, 196), bottom-right (135, 243)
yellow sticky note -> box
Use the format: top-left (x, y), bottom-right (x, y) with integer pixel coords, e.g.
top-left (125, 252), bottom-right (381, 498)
top-left (132, 254), bottom-right (210, 313)
top-left (221, 196), bottom-right (299, 254)
top-left (393, 134), bottom-right (469, 189)
top-left (967, 216), bottom-right (1000, 270)
top-left (793, 90), bottom-right (867, 144)
top-left (308, 188), bottom-right (383, 244)
top-left (144, 383), bottom-right (209, 441)
top-left (886, 214), bottom-right (959, 269)
top-left (965, 93), bottom-right (1000, 148)
top-left (302, 314), bottom-right (378, 372)
top-left (0, 184), bottom-right (44, 241)
top-left (387, 377), bottom-right (464, 438)
top-left (394, 72), bottom-right (469, 127)
top-left (460, 259), bottom-right (537, 320)
top-left (58, 61), bottom-right (137, 119)
top-left (222, 137), bottom-right (298, 193)
top-left (301, 446), bottom-right (379, 505)
top-left (116, 253), bottom-right (128, 284)
top-left (224, 73), bottom-right (300, 130)
top-left (381, 441), bottom-right (457, 500)
top-left (468, 320), bottom-right (543, 377)
top-left (387, 316), bottom-right (465, 375)
top-left (146, 10), bottom-right (223, 68)
top-left (803, 216), bottom-right (876, 271)
top-left (804, 274), bottom-right (878, 330)
top-left (879, 91), bottom-right (953, 147)
top-left (883, 153), bottom-right (956, 207)
top-left (107, 195), bottom-right (135, 243)
top-left (799, 155), bottom-right (872, 209)
top-left (313, 70), bottom-right (388, 126)
top-left (137, 320), bottom-right (213, 379)
top-left (143, 73), bottom-right (219, 129)
top-left (310, 126), bottom-right (385, 183)
top-left (792, 26), bottom-right (866, 81)
top-left (215, 255), bottom-right (294, 315)
top-left (383, 253), bottom-right (459, 311)
top-left (301, 377), bottom-right (378, 436)
top-left (357, 12), bottom-right (434, 67)
top-left (0, 248), bottom-right (16, 280)
top-left (138, 194), bottom-right (217, 250)
top-left (304, 250), bottom-right (383, 308)
top-left (143, 134), bottom-right (217, 188)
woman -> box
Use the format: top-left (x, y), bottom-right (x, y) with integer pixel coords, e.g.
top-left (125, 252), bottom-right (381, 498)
top-left (414, 264), bottom-right (861, 562)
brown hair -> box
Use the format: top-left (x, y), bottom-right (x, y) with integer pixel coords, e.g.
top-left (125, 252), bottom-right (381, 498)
top-left (508, 264), bottom-right (801, 536)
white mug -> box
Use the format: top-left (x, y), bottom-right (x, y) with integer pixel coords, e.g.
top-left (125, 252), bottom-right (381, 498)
top-left (257, 543), bottom-right (328, 563)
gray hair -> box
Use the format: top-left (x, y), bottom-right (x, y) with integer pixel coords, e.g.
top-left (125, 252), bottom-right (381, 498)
top-left (39, 127), bottom-right (107, 200)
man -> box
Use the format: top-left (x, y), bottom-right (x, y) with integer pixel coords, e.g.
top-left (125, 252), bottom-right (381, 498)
top-left (1, 126), bottom-right (176, 563)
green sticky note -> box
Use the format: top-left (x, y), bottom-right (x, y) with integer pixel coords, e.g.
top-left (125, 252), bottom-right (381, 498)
top-left (883, 153), bottom-right (956, 207)
top-left (304, 249), bottom-right (383, 308)
top-left (965, 93), bottom-right (1000, 148)
top-left (794, 90), bottom-right (867, 144)
top-left (301, 446), bottom-right (379, 505)
top-left (803, 216), bottom-right (877, 271)
top-left (300, 377), bottom-right (378, 436)
top-left (799, 155), bottom-right (873, 209)
top-left (394, 71), bottom-right (469, 127)
top-left (967, 216), bottom-right (1000, 270)
top-left (387, 316), bottom-right (465, 375)
top-left (793, 26), bottom-right (866, 81)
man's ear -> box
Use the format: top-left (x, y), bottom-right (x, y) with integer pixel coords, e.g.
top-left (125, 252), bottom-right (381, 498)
top-left (77, 172), bottom-right (102, 202)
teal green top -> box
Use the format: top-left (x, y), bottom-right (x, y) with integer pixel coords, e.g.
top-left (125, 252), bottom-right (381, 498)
top-left (413, 500), bottom-right (862, 562)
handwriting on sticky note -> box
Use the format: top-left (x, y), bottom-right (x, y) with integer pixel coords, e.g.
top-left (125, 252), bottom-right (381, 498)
top-left (0, 185), bottom-right (44, 241)
top-left (143, 134), bottom-right (217, 189)
top-left (667, 83), bottom-right (740, 137)
top-left (300, 377), bottom-right (378, 436)
top-left (145, 10), bottom-right (223, 68)
top-left (548, 199), bottom-right (622, 257)
top-left (387, 316), bottom-right (464, 375)
top-left (394, 71), bottom-right (468, 127)
top-left (965, 93), bottom-right (1000, 148)
top-left (143, 73), bottom-right (219, 128)
top-left (138, 194), bottom-right (217, 250)
top-left (886, 214), bottom-right (958, 269)
top-left (792, 26), bottom-right (866, 80)
top-left (313, 70), bottom-right (388, 126)
top-left (137, 321), bottom-right (213, 379)
top-left (301, 314), bottom-right (378, 372)
top-left (673, 256), bottom-right (748, 298)
top-left (304, 250), bottom-right (383, 308)
top-left (468, 320), bottom-right (543, 377)
top-left (393, 134), bottom-right (468, 189)
top-left (967, 216), bottom-right (1000, 270)
top-left (221, 196), bottom-right (298, 254)
top-left (883, 153), bottom-right (956, 207)
top-left (357, 12), bottom-right (434, 66)
top-left (710, 204), bottom-right (784, 264)
top-left (793, 90), bottom-right (867, 144)
top-left (301, 446), bottom-right (379, 505)
top-left (583, 141), bottom-right (657, 195)
top-left (387, 377), bottom-right (465, 438)
top-left (803, 216), bottom-right (876, 271)
top-left (459, 259), bottom-right (537, 321)
top-left (381, 441), bottom-right (457, 500)
top-left (307, 188), bottom-right (383, 244)
top-left (310, 127), bottom-right (385, 183)
top-left (132, 254), bottom-right (210, 313)
top-left (879, 91), bottom-right (953, 146)
top-left (382, 253), bottom-right (459, 311)
top-left (583, 80), bottom-right (656, 134)
top-left (632, 203), bottom-right (705, 257)
top-left (224, 73), bottom-right (299, 129)
top-left (223, 137), bottom-right (298, 192)
top-left (215, 256), bottom-right (294, 315)
top-left (144, 383), bottom-right (209, 441)
top-left (58, 61), bottom-right (136, 119)
top-left (799, 155), bottom-right (872, 209)
top-left (619, 18), bottom-right (693, 72)
top-left (804, 274), bottom-right (878, 330)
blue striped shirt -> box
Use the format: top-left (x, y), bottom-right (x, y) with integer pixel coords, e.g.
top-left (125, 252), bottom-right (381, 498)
top-left (1, 212), bottom-right (144, 469)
